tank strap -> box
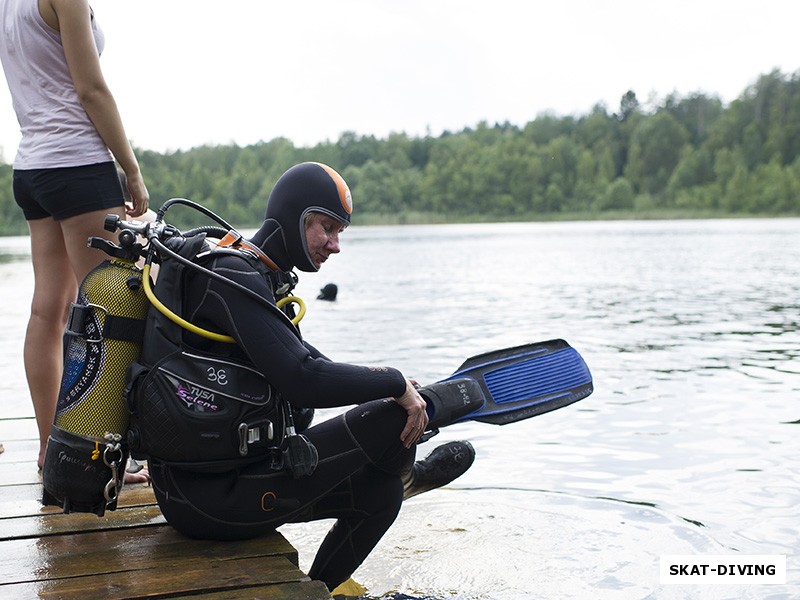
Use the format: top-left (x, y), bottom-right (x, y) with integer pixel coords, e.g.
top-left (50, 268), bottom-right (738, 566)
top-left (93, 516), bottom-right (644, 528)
top-left (103, 314), bottom-right (146, 343)
top-left (65, 303), bottom-right (146, 344)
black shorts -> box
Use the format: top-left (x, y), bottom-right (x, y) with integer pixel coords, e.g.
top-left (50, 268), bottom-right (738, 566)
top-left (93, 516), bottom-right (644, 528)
top-left (13, 161), bottom-right (124, 221)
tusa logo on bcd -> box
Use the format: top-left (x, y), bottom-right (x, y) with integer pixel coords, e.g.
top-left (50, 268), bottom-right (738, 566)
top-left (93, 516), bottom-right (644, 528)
top-left (176, 383), bottom-right (220, 411)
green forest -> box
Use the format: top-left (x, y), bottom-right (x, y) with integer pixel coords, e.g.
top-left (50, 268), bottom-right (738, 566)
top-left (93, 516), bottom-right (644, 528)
top-left (1, 69), bottom-right (799, 234)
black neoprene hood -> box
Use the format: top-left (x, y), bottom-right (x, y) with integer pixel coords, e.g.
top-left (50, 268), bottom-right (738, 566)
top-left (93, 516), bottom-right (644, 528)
top-left (264, 162), bottom-right (352, 272)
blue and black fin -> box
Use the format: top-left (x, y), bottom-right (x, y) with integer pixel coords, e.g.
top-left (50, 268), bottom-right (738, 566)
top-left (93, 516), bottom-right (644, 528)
top-left (419, 339), bottom-right (593, 428)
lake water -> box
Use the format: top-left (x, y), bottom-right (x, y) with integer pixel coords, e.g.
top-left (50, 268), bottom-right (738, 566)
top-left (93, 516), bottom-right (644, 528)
top-left (1, 219), bottom-right (798, 599)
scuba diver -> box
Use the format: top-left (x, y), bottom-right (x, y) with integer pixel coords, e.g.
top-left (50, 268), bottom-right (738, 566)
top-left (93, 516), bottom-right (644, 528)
top-left (317, 282), bottom-right (338, 301)
top-left (129, 162), bottom-right (476, 592)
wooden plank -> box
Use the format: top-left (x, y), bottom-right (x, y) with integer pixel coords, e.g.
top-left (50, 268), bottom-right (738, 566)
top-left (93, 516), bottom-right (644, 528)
top-left (0, 483), bottom-right (63, 521)
top-left (0, 580), bottom-right (332, 600)
top-left (0, 482), bottom-right (157, 520)
top-left (0, 458), bottom-right (40, 485)
top-left (0, 482), bottom-right (49, 518)
top-left (170, 580), bottom-right (332, 599)
top-left (0, 416), bottom-right (37, 441)
top-left (2, 504), bottom-right (166, 539)
top-left (0, 438), bottom-right (38, 463)
top-left (0, 520), bottom-right (299, 584)
top-left (0, 555), bottom-right (319, 600)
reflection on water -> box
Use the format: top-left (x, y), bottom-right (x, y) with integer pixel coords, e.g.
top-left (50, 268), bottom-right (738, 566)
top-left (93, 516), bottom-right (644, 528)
top-left (2, 220), bottom-right (799, 599)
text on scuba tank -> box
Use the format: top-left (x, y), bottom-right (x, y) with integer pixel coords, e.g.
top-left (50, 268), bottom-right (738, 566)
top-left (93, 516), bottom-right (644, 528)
top-left (176, 383), bottom-right (220, 411)
top-left (58, 450), bottom-right (101, 473)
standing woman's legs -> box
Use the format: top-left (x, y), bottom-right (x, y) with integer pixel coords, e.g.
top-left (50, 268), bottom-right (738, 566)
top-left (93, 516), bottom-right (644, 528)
top-left (25, 218), bottom-right (79, 468)
top-left (26, 206), bottom-right (130, 470)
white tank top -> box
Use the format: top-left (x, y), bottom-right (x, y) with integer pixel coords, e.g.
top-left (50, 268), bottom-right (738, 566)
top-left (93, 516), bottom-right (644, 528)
top-left (0, 0), bottom-right (113, 169)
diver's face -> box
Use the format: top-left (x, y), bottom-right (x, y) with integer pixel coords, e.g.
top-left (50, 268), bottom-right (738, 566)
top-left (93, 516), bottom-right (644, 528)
top-left (305, 213), bottom-right (345, 269)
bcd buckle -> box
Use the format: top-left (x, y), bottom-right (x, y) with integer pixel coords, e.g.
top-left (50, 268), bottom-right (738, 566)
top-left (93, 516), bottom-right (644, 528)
top-left (237, 420), bottom-right (274, 456)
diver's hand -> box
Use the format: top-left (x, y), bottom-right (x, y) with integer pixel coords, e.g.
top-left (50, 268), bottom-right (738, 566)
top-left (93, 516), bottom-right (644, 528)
top-left (393, 379), bottom-right (428, 448)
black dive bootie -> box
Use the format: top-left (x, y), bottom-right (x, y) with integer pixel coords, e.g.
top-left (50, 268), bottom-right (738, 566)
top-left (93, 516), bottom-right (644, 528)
top-left (403, 440), bottom-right (476, 500)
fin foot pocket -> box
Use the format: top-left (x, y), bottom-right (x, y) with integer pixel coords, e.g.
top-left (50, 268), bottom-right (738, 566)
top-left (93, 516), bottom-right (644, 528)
top-left (418, 377), bottom-right (485, 430)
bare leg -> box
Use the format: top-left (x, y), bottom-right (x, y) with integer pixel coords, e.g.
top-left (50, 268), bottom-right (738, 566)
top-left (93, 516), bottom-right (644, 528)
top-left (59, 207), bottom-right (127, 282)
top-left (25, 218), bottom-right (79, 468)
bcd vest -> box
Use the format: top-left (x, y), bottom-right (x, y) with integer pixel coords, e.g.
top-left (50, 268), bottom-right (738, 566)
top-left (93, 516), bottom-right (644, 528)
top-left (126, 234), bottom-right (289, 472)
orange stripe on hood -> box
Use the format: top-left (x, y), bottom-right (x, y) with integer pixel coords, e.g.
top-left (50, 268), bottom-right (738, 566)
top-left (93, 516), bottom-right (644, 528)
top-left (313, 162), bottom-right (353, 215)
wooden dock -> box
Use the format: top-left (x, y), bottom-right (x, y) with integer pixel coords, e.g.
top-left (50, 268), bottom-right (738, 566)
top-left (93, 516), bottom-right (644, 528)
top-left (0, 417), bottom-right (332, 599)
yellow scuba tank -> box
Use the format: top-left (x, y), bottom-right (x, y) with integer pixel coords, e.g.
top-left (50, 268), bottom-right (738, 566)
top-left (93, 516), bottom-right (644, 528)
top-left (42, 225), bottom-right (149, 516)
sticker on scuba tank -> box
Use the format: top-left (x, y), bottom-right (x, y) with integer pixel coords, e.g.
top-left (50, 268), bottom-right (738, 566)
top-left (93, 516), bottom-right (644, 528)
top-left (57, 301), bottom-right (104, 413)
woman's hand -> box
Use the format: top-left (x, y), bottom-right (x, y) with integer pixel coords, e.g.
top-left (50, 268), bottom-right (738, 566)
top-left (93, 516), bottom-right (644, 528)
top-left (393, 379), bottom-right (428, 448)
top-left (123, 170), bottom-right (150, 217)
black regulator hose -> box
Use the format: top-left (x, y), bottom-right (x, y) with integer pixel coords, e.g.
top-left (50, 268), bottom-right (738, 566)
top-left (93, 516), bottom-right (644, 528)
top-left (118, 198), bottom-right (305, 343)
top-left (156, 197), bottom-right (235, 231)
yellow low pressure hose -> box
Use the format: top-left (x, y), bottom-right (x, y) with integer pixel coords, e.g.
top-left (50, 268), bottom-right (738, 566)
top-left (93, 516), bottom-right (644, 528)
top-left (142, 263), bottom-right (305, 343)
top-left (282, 295), bottom-right (307, 324)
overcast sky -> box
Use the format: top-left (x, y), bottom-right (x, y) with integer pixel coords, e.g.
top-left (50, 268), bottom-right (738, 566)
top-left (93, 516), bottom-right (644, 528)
top-left (1, 0), bottom-right (798, 163)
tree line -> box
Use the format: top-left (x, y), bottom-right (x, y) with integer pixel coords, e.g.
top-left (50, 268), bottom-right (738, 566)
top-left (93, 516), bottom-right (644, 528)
top-left (1, 68), bottom-right (799, 234)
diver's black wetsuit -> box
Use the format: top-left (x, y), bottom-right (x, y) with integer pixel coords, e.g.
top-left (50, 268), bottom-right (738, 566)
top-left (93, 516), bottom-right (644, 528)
top-left (148, 251), bottom-right (415, 589)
